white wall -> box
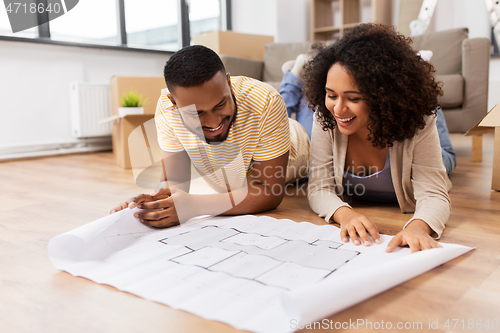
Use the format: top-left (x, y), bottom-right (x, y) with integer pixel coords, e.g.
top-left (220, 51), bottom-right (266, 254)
top-left (231, 0), bottom-right (278, 38)
top-left (276, 0), bottom-right (310, 43)
top-left (429, 0), bottom-right (490, 38)
top-left (231, 0), bottom-right (309, 43)
top-left (0, 40), bottom-right (168, 152)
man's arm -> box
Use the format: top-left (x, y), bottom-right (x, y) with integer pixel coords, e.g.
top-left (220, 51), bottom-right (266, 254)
top-left (135, 151), bottom-right (289, 227)
top-left (221, 151), bottom-right (289, 214)
top-left (158, 149), bottom-right (191, 192)
top-left (110, 149), bottom-right (191, 214)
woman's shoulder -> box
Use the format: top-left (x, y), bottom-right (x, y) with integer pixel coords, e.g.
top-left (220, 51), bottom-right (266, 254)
top-left (313, 111), bottom-right (336, 137)
top-left (423, 113), bottom-right (437, 126)
top-left (404, 114), bottom-right (438, 143)
top-left (417, 114), bottom-right (438, 138)
top-left (389, 114), bottom-right (438, 152)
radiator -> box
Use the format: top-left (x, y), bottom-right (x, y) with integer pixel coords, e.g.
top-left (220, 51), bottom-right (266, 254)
top-left (70, 82), bottom-right (112, 138)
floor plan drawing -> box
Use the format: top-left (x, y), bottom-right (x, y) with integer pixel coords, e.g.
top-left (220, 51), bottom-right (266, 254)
top-left (158, 225), bottom-right (359, 290)
top-left (48, 208), bottom-right (473, 333)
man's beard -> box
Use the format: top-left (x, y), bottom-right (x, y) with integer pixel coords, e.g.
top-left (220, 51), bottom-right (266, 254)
top-left (178, 94), bottom-right (238, 144)
top-left (200, 94), bottom-right (238, 144)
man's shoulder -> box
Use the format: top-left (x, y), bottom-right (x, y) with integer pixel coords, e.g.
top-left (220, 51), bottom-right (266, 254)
top-left (231, 76), bottom-right (280, 99)
top-left (159, 88), bottom-right (171, 104)
top-left (156, 88), bottom-right (175, 115)
top-left (230, 76), bottom-right (284, 120)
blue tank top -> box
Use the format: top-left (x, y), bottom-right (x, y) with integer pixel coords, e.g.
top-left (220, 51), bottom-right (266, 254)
top-left (342, 151), bottom-right (398, 203)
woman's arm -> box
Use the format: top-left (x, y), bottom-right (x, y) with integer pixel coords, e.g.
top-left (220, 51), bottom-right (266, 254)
top-left (308, 114), bottom-right (380, 245)
top-left (405, 115), bottom-right (452, 239)
top-left (308, 113), bottom-right (350, 222)
top-left (387, 115), bottom-right (451, 252)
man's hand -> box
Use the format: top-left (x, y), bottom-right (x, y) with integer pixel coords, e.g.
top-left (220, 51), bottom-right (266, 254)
top-left (110, 187), bottom-right (170, 214)
top-left (110, 187), bottom-right (182, 229)
top-left (110, 197), bottom-right (136, 214)
top-left (386, 219), bottom-right (441, 253)
top-left (134, 187), bottom-right (182, 228)
top-left (333, 206), bottom-right (381, 246)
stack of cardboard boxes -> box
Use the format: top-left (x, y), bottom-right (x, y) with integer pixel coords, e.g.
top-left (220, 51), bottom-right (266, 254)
top-left (109, 76), bottom-right (165, 169)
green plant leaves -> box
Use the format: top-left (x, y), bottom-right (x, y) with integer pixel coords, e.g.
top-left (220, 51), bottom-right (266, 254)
top-left (120, 90), bottom-right (149, 107)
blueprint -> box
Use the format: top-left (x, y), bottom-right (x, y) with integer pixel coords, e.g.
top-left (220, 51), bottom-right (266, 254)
top-left (48, 208), bottom-right (473, 333)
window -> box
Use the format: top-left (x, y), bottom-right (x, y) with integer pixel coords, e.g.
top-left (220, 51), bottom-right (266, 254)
top-left (124, 0), bottom-right (178, 51)
top-left (189, 0), bottom-right (220, 45)
top-left (0, 0), bottom-right (232, 52)
top-left (49, 0), bottom-right (118, 45)
top-left (0, 3), bottom-right (37, 38)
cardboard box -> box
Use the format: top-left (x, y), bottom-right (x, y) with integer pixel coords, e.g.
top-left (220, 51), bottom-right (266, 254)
top-left (110, 76), bottom-right (166, 116)
top-left (112, 115), bottom-right (155, 169)
top-left (466, 104), bottom-right (500, 191)
top-left (110, 77), bottom-right (166, 168)
top-left (193, 30), bottom-right (274, 61)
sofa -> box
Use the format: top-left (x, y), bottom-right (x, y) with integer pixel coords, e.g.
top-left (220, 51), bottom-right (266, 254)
top-left (220, 42), bottom-right (310, 91)
top-left (412, 28), bottom-right (490, 133)
top-left (220, 28), bottom-right (490, 133)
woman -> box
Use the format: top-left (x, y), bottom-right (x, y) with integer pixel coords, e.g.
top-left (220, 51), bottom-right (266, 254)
top-left (303, 24), bottom-right (452, 253)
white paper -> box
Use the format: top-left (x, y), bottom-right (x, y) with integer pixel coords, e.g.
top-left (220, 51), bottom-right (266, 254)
top-left (48, 210), bottom-right (473, 333)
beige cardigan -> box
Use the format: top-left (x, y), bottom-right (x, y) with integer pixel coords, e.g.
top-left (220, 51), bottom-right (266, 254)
top-left (308, 113), bottom-right (452, 239)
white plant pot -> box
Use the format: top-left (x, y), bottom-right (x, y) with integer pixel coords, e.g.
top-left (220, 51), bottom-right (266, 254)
top-left (118, 107), bottom-right (144, 117)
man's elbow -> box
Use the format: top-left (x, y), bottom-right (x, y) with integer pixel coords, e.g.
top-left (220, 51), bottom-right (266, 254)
top-left (268, 191), bottom-right (285, 210)
top-left (250, 191), bottom-right (285, 214)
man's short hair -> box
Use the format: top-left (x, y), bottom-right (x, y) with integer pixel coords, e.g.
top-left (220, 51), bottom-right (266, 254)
top-left (164, 45), bottom-right (226, 92)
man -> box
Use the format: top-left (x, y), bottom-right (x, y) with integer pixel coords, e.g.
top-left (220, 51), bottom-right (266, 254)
top-left (111, 45), bottom-right (309, 228)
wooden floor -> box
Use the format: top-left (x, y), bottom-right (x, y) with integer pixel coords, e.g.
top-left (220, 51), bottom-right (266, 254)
top-left (1, 133), bottom-right (499, 333)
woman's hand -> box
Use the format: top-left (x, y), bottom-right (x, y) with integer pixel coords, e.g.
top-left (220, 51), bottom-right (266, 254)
top-left (333, 207), bottom-right (381, 246)
top-left (386, 219), bottom-right (442, 253)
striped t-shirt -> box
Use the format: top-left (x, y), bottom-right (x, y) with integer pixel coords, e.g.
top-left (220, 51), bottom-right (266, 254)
top-left (155, 76), bottom-right (309, 192)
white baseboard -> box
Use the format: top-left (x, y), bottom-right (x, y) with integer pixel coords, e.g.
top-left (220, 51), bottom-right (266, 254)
top-left (0, 137), bottom-right (112, 162)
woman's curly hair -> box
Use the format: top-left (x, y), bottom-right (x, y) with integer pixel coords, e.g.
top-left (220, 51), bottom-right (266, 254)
top-left (302, 23), bottom-right (443, 148)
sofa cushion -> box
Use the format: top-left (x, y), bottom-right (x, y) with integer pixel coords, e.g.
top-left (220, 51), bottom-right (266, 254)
top-left (263, 42), bottom-right (311, 83)
top-left (436, 74), bottom-right (464, 108)
top-left (219, 55), bottom-right (264, 80)
top-left (411, 27), bottom-right (469, 75)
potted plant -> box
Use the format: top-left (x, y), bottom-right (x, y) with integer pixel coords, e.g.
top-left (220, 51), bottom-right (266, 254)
top-left (118, 90), bottom-right (148, 117)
